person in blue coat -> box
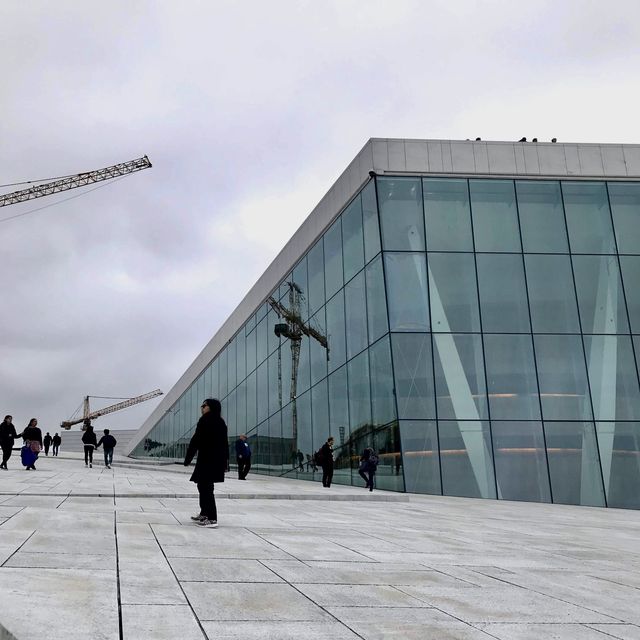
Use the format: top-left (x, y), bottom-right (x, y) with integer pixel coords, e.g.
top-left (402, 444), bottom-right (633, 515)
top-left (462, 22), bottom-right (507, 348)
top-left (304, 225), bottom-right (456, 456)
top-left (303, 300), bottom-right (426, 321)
top-left (235, 434), bottom-right (251, 480)
top-left (184, 398), bottom-right (228, 528)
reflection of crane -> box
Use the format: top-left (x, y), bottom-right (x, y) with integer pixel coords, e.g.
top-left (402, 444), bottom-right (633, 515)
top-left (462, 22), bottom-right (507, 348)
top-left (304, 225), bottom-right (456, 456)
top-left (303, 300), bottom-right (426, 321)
top-left (61, 389), bottom-right (163, 430)
top-left (268, 282), bottom-right (328, 446)
top-left (0, 156), bottom-right (152, 208)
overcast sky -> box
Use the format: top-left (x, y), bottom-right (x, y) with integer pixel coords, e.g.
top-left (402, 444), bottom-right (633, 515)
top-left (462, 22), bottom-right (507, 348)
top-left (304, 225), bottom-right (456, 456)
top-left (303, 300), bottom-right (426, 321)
top-left (1, 0), bottom-right (639, 434)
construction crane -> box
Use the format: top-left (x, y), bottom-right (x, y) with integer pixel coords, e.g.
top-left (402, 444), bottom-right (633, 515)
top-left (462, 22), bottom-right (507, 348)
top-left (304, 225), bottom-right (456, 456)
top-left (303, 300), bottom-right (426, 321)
top-left (61, 389), bottom-right (163, 430)
top-left (0, 156), bottom-right (152, 208)
top-left (267, 282), bottom-right (329, 447)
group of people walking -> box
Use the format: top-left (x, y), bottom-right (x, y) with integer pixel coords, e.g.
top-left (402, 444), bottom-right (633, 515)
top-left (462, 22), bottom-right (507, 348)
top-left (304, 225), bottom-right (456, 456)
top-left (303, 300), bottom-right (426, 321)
top-left (0, 415), bottom-right (62, 471)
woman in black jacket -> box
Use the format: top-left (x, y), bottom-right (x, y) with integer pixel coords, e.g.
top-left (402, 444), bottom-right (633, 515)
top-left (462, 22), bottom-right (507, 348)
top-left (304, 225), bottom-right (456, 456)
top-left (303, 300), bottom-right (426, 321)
top-left (21, 418), bottom-right (43, 470)
top-left (82, 423), bottom-right (97, 468)
top-left (0, 415), bottom-right (18, 470)
top-left (184, 398), bottom-right (228, 528)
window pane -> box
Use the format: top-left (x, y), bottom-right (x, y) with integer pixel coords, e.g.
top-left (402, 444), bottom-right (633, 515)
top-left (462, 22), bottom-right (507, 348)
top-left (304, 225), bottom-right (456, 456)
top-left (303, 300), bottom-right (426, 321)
top-left (477, 254), bottom-right (530, 332)
top-left (484, 334), bottom-right (540, 420)
top-left (297, 336), bottom-right (310, 396)
top-left (227, 339), bottom-right (237, 391)
top-left (391, 333), bottom-right (435, 419)
top-left (470, 179), bottom-right (521, 252)
top-left (429, 253), bottom-right (480, 332)
top-left (219, 348), bottom-right (228, 398)
top-left (492, 421), bottom-right (551, 503)
top-left (296, 391), bottom-right (312, 476)
top-left (246, 370), bottom-right (256, 430)
top-left (345, 271), bottom-right (368, 359)
top-left (309, 309), bottom-right (328, 386)
top-left (573, 255), bottom-right (629, 334)
top-left (596, 421), bottom-right (640, 509)
top-left (324, 218), bottom-right (343, 300)
top-left (326, 291), bottom-right (346, 373)
top-left (268, 351), bottom-right (280, 417)
top-left (400, 420), bottom-right (441, 494)
top-left (362, 180), bottom-right (381, 263)
top-left (562, 182), bottom-right (616, 253)
top-left (256, 316), bottom-right (267, 366)
top-left (423, 178), bottom-right (473, 251)
top-left (245, 328), bottom-right (256, 375)
top-left (328, 366), bottom-right (350, 454)
top-left (369, 337), bottom-right (396, 427)
top-left (525, 254), bottom-right (579, 333)
top-left (609, 182), bottom-right (640, 254)
top-left (236, 330), bottom-right (246, 383)
top-left (439, 421), bottom-right (495, 499)
top-left (544, 421), bottom-right (605, 506)
top-left (584, 335), bottom-right (640, 420)
top-left (348, 350), bottom-right (371, 432)
top-left (516, 180), bottom-right (568, 253)
top-left (311, 379), bottom-right (329, 454)
top-left (385, 253), bottom-right (429, 332)
top-left (365, 256), bottom-right (388, 344)
top-left (257, 360), bottom-right (268, 424)
top-left (378, 177), bottom-right (425, 251)
top-left (619, 256), bottom-right (640, 333)
top-left (534, 335), bottom-right (592, 420)
top-left (292, 257), bottom-right (309, 321)
top-left (307, 239), bottom-right (325, 318)
top-left (434, 334), bottom-right (488, 420)
top-left (342, 195), bottom-right (365, 282)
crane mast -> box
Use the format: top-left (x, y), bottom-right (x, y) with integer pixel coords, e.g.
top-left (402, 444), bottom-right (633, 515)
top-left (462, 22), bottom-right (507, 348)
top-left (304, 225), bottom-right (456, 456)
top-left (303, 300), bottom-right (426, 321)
top-left (0, 156), bottom-right (152, 208)
top-left (61, 389), bottom-right (163, 429)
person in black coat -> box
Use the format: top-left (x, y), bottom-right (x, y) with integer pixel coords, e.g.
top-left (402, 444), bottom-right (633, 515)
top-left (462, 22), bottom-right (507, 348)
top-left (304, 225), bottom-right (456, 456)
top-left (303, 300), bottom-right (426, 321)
top-left (0, 415), bottom-right (18, 470)
top-left (52, 433), bottom-right (61, 456)
top-left (320, 436), bottom-right (335, 488)
top-left (43, 432), bottom-right (52, 456)
top-left (82, 422), bottom-right (97, 468)
top-left (184, 398), bottom-right (228, 528)
top-left (21, 418), bottom-right (43, 470)
top-left (235, 433), bottom-right (251, 480)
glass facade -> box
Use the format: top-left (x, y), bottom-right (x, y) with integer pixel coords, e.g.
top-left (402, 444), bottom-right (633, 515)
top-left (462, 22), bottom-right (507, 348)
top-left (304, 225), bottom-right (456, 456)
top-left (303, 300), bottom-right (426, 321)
top-left (133, 176), bottom-right (640, 510)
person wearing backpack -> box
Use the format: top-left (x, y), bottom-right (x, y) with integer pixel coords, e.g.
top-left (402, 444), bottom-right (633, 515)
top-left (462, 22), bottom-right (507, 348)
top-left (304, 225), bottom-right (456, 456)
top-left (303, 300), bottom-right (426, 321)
top-left (320, 436), bottom-right (335, 488)
top-left (358, 447), bottom-right (378, 492)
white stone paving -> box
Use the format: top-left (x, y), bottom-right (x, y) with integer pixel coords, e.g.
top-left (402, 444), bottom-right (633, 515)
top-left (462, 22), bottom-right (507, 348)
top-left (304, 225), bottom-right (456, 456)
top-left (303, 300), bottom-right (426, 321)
top-left (0, 454), bottom-right (639, 639)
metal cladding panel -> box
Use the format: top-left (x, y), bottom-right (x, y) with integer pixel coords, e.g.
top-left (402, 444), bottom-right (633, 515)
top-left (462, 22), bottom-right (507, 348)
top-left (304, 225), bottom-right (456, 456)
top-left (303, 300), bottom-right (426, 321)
top-left (487, 143), bottom-right (517, 173)
top-left (451, 142), bottom-right (476, 173)
top-left (538, 144), bottom-right (568, 175)
top-left (623, 146), bottom-right (640, 175)
top-left (405, 140), bottom-right (429, 172)
top-left (513, 143), bottom-right (526, 174)
top-left (578, 145), bottom-right (605, 176)
top-left (473, 143), bottom-right (490, 174)
top-left (523, 145), bottom-right (541, 174)
top-left (564, 145), bottom-right (581, 176)
top-left (426, 141), bottom-right (444, 172)
top-left (601, 145), bottom-right (627, 175)
top-left (372, 139), bottom-right (388, 172)
top-left (441, 142), bottom-right (454, 172)
top-left (388, 140), bottom-right (407, 171)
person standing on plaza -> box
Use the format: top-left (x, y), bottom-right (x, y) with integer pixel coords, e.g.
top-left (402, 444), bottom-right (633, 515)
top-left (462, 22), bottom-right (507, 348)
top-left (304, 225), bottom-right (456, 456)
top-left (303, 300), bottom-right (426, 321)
top-left (0, 415), bottom-right (18, 470)
top-left (358, 446), bottom-right (379, 492)
top-left (184, 398), bottom-right (228, 528)
top-left (43, 432), bottom-right (52, 456)
top-left (235, 433), bottom-right (251, 480)
top-left (21, 418), bottom-right (42, 470)
top-left (82, 421), bottom-right (97, 468)
top-left (96, 428), bottom-right (117, 469)
top-left (52, 432), bottom-right (61, 456)
top-left (320, 436), bottom-right (335, 488)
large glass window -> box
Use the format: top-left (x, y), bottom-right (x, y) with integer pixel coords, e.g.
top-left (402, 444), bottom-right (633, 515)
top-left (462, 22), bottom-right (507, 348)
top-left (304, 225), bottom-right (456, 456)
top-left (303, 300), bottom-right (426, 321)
top-left (362, 180), bottom-right (381, 263)
top-left (385, 253), bottom-right (429, 331)
top-left (345, 271), bottom-right (368, 360)
top-left (324, 219), bottom-right (343, 301)
top-left (292, 257), bottom-right (309, 321)
top-left (328, 366), bottom-right (349, 451)
top-left (619, 256), bottom-right (640, 333)
top-left (311, 379), bottom-right (330, 454)
top-left (391, 333), bottom-right (436, 420)
top-left (439, 421), bottom-right (495, 499)
top-left (609, 182), bottom-right (640, 255)
top-left (348, 350), bottom-right (371, 433)
top-left (433, 334), bottom-right (488, 420)
top-left (369, 337), bottom-right (396, 428)
top-left (423, 178), bottom-right (473, 251)
top-left (534, 335), bottom-right (592, 421)
top-left (326, 291), bottom-right (346, 373)
top-left (236, 330), bottom-right (246, 383)
top-left (492, 421), bottom-right (551, 503)
top-left (477, 254), bottom-right (530, 333)
top-left (483, 334), bottom-right (540, 420)
top-left (563, 182), bottom-right (616, 254)
top-left (307, 239), bottom-right (325, 318)
top-left (516, 181), bottom-right (568, 253)
top-left (309, 309), bottom-right (328, 386)
top-left (429, 253), bottom-right (480, 333)
top-left (257, 360), bottom-right (268, 424)
top-left (245, 327), bottom-right (257, 375)
top-left (573, 255), bottom-right (629, 334)
top-left (365, 256), bottom-right (388, 344)
top-left (525, 254), bottom-right (580, 333)
top-left (378, 177), bottom-right (425, 251)
top-left (342, 195), bottom-right (365, 282)
top-left (470, 180), bottom-right (521, 252)
top-left (400, 420), bottom-right (441, 495)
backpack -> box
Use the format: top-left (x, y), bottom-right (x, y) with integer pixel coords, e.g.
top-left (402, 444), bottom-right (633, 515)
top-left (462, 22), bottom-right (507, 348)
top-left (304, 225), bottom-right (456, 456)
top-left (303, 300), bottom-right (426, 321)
top-left (368, 452), bottom-right (379, 469)
top-left (313, 449), bottom-right (324, 466)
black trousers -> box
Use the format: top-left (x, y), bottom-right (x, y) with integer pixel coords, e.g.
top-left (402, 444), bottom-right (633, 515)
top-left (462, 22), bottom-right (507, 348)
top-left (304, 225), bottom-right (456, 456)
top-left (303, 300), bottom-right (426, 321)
top-left (358, 468), bottom-right (375, 490)
top-left (1, 445), bottom-right (12, 467)
top-left (322, 464), bottom-right (334, 487)
top-left (44, 444), bottom-right (50, 455)
top-left (237, 456), bottom-right (251, 479)
top-left (52, 445), bottom-right (59, 456)
top-left (197, 480), bottom-right (217, 520)
top-left (84, 445), bottom-right (94, 464)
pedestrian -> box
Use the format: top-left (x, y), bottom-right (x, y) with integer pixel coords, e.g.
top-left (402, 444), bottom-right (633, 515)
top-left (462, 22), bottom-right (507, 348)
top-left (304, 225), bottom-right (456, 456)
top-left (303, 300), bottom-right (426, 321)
top-left (82, 420), bottom-right (97, 468)
top-left (96, 429), bottom-right (117, 469)
top-left (21, 418), bottom-right (42, 471)
top-left (183, 398), bottom-right (228, 528)
top-left (235, 433), bottom-right (251, 480)
top-left (320, 436), bottom-right (335, 488)
top-left (43, 432), bottom-right (52, 456)
top-left (358, 447), bottom-right (379, 492)
top-left (52, 433), bottom-right (61, 456)
top-left (0, 415), bottom-right (18, 470)
top-left (297, 449), bottom-right (304, 472)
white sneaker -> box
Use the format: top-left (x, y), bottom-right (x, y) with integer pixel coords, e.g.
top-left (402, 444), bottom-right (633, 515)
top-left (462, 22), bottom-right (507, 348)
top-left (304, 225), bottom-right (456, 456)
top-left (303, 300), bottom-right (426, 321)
top-left (196, 519), bottom-right (218, 528)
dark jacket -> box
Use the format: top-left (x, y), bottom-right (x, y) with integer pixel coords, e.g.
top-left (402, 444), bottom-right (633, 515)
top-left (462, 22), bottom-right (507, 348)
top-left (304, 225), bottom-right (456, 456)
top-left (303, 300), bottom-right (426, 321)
top-left (320, 442), bottom-right (334, 469)
top-left (52, 435), bottom-right (61, 446)
top-left (235, 438), bottom-right (251, 458)
top-left (44, 434), bottom-right (52, 446)
top-left (184, 412), bottom-right (228, 483)
top-left (97, 434), bottom-right (117, 449)
top-left (0, 421), bottom-right (18, 448)
top-left (22, 426), bottom-right (43, 446)
top-left (82, 429), bottom-right (97, 446)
